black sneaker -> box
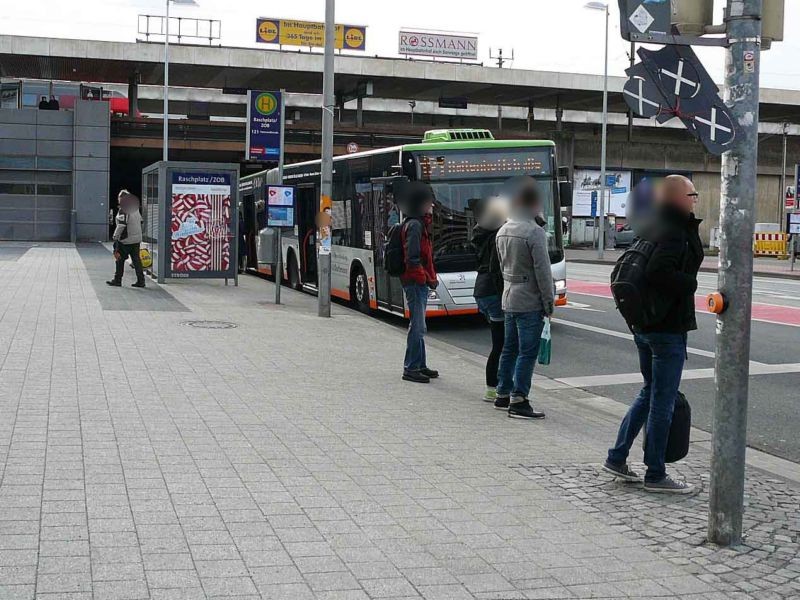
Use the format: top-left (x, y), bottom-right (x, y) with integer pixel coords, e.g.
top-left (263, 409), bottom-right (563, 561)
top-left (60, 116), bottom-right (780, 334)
top-left (420, 368), bottom-right (439, 379)
top-left (131, 281), bottom-right (146, 288)
top-left (494, 396), bottom-right (510, 410)
top-left (644, 475), bottom-right (695, 494)
top-left (106, 280), bottom-right (121, 287)
top-left (602, 460), bottom-right (642, 483)
top-left (402, 370), bottom-right (430, 384)
top-left (508, 399), bottom-right (545, 420)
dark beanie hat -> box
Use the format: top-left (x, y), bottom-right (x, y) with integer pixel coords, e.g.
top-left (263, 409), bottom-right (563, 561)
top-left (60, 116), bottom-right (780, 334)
top-left (396, 181), bottom-right (434, 217)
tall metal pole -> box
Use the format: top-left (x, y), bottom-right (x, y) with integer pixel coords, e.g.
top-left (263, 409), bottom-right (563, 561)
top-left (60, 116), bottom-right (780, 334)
top-left (708, 0), bottom-right (763, 547)
top-left (627, 41), bottom-right (635, 142)
top-left (276, 90), bottom-right (286, 305)
top-left (318, 0), bottom-right (335, 318)
top-left (780, 123), bottom-right (788, 229)
top-left (163, 0), bottom-right (170, 162)
top-left (597, 4), bottom-right (609, 259)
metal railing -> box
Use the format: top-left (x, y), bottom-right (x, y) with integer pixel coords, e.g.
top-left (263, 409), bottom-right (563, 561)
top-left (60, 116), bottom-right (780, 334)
top-left (137, 14), bottom-right (221, 45)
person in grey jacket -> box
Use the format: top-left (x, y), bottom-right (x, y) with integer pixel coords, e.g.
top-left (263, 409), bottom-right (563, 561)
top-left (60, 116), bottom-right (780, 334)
top-left (494, 177), bottom-right (554, 419)
top-left (107, 190), bottom-right (146, 289)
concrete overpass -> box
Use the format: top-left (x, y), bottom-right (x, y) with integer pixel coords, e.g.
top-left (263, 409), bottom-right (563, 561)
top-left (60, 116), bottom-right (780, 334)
top-left (3, 34), bottom-right (800, 124)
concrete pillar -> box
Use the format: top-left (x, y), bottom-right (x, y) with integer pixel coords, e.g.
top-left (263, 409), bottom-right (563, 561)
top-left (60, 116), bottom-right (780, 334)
top-left (128, 72), bottom-right (140, 117)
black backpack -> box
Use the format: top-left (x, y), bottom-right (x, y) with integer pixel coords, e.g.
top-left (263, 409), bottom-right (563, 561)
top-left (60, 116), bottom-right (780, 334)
top-left (383, 221), bottom-right (407, 276)
top-left (610, 238), bottom-right (661, 329)
top-left (643, 392), bottom-right (691, 463)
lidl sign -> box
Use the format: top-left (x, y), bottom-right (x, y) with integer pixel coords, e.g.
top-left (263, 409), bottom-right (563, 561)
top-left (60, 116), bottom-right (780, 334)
top-left (256, 18), bottom-right (366, 51)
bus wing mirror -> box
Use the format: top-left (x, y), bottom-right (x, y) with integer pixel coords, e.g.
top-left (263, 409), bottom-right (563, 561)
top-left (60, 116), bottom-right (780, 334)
top-left (558, 167), bottom-right (573, 208)
top-left (559, 181), bottom-right (573, 208)
top-left (384, 176), bottom-right (410, 198)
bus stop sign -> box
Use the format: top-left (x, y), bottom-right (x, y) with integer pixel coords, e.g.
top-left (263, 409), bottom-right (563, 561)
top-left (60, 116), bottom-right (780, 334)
top-left (618, 0), bottom-right (672, 42)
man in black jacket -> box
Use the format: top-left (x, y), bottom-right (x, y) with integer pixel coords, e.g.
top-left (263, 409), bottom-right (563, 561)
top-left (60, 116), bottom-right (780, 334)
top-left (604, 175), bottom-right (703, 493)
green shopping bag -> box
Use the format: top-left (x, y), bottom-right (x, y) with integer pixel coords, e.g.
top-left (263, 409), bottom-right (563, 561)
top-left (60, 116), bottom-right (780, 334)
top-left (538, 317), bottom-right (552, 365)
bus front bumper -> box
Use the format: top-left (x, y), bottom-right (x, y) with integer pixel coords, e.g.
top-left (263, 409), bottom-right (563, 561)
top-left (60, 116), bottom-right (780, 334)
top-left (424, 277), bottom-right (568, 316)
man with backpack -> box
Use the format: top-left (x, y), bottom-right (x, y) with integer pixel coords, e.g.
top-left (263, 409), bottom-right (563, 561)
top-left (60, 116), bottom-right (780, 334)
top-left (605, 175), bottom-right (703, 493)
top-left (392, 182), bottom-right (439, 384)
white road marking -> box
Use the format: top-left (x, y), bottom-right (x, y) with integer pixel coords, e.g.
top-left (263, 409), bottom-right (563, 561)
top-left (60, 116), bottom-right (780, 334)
top-left (562, 301), bottom-right (604, 313)
top-left (556, 363), bottom-right (800, 388)
top-left (551, 317), bottom-right (766, 366)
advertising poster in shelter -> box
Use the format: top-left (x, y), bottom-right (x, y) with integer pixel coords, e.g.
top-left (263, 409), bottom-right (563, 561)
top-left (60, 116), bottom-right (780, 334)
top-left (572, 169), bottom-right (632, 217)
top-left (170, 172), bottom-right (233, 275)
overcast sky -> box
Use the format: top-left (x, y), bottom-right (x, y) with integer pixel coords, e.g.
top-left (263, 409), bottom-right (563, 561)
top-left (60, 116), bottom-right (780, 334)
top-left (1, 0), bottom-right (798, 90)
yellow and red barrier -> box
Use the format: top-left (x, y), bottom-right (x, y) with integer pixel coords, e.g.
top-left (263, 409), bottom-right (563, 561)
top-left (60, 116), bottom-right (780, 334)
top-left (753, 233), bottom-right (789, 258)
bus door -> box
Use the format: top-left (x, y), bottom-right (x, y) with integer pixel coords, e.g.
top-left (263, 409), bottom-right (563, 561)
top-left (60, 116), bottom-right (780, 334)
top-left (241, 191), bottom-right (257, 270)
top-left (370, 178), bottom-right (405, 313)
top-left (296, 184), bottom-right (318, 286)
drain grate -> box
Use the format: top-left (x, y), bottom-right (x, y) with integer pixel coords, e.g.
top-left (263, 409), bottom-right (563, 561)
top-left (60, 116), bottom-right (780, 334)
top-left (180, 320), bottom-right (238, 329)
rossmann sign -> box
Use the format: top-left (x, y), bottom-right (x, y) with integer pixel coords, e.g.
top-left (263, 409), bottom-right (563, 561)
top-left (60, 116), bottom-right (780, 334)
top-left (398, 31), bottom-right (478, 60)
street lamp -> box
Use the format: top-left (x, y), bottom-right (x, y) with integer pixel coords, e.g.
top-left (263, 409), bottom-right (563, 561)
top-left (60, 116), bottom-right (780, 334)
top-left (585, 1), bottom-right (609, 259)
top-left (163, 0), bottom-right (198, 162)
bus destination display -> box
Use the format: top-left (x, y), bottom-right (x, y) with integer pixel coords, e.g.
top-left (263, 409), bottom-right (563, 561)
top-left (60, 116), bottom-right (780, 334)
top-left (416, 150), bottom-right (552, 181)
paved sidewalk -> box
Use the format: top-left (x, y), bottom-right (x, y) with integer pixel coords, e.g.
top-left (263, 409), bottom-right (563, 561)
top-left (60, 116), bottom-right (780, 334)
top-left (0, 243), bottom-right (799, 600)
top-left (566, 248), bottom-right (800, 279)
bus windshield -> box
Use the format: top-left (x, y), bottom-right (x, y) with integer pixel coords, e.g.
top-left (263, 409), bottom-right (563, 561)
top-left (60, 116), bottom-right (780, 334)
top-left (411, 147), bottom-right (562, 273)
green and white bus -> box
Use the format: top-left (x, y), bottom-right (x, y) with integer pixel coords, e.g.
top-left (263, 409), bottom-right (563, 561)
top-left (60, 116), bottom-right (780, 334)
top-left (239, 129), bottom-right (572, 317)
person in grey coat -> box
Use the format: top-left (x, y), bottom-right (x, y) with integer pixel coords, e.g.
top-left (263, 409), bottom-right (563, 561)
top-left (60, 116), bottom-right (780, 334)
top-left (494, 176), bottom-right (554, 419)
top-left (107, 190), bottom-right (146, 288)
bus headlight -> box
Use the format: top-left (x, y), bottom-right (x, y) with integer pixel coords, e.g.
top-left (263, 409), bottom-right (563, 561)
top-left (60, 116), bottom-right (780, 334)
top-left (555, 279), bottom-right (567, 293)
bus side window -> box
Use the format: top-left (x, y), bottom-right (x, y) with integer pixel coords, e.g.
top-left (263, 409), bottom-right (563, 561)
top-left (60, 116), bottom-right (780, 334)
top-left (331, 198), bottom-right (351, 246)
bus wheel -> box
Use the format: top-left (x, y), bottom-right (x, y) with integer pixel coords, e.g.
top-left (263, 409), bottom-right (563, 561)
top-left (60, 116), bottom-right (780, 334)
top-left (287, 253), bottom-right (301, 290)
top-left (351, 267), bottom-right (371, 314)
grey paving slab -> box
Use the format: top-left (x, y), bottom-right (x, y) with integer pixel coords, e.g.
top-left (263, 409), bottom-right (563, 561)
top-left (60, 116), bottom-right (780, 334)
top-left (0, 245), bottom-right (798, 599)
top-left (0, 243), bottom-right (34, 262)
top-left (75, 243), bottom-right (189, 312)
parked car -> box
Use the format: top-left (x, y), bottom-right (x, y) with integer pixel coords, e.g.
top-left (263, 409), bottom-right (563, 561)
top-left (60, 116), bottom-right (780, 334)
top-left (615, 224), bottom-right (636, 248)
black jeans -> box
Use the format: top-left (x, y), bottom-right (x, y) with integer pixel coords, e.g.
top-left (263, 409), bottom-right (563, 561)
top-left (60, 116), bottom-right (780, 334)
top-left (114, 242), bottom-right (144, 283)
top-left (476, 295), bottom-right (504, 388)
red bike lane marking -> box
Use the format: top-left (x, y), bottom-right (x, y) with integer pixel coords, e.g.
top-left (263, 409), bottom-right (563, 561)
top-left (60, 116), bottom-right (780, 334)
top-left (568, 280), bottom-right (800, 327)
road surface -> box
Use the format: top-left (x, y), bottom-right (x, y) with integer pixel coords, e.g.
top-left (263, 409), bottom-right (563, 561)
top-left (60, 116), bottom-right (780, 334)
top-left (424, 263), bottom-right (800, 463)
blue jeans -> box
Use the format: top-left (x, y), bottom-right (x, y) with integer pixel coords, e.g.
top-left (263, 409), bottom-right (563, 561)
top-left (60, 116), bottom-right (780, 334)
top-left (608, 332), bottom-right (687, 482)
top-left (476, 295), bottom-right (504, 323)
top-left (496, 311), bottom-right (545, 399)
top-left (403, 283), bottom-right (428, 372)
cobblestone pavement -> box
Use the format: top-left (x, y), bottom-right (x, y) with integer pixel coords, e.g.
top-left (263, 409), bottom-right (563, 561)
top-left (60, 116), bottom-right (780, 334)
top-left (516, 459), bottom-right (800, 599)
top-left (0, 244), bottom-right (799, 599)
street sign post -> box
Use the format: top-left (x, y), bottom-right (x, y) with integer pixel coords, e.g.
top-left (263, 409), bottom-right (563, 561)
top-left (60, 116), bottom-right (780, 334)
top-left (618, 0), bottom-right (672, 41)
top-left (246, 91), bottom-right (283, 161)
top-left (267, 184), bottom-right (294, 306)
top-left (616, 0), bottom-right (780, 547)
top-left (318, 0), bottom-right (335, 318)
top-left (617, 0), bottom-right (727, 46)
top-left (624, 45), bottom-right (736, 156)
top-left (707, 0), bottom-right (763, 547)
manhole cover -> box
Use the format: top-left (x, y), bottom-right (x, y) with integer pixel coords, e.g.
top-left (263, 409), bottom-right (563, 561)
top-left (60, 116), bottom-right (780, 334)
top-left (180, 320), bottom-right (237, 329)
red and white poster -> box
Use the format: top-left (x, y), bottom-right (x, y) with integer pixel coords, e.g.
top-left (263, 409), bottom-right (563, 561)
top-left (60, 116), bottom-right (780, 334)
top-left (170, 172), bottom-right (232, 275)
